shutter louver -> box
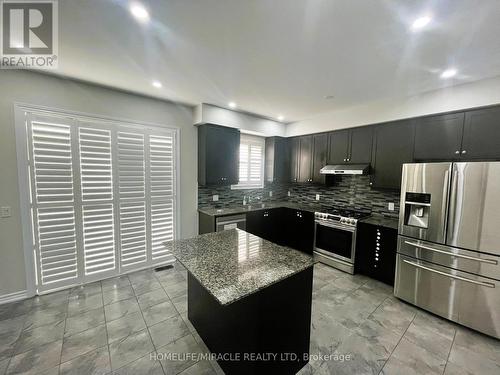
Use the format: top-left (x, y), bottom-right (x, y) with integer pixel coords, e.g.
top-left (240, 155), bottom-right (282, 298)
top-left (118, 132), bottom-right (147, 268)
top-left (79, 127), bottom-right (116, 276)
top-left (31, 119), bottom-right (78, 288)
top-left (36, 206), bottom-right (78, 285)
top-left (119, 201), bottom-right (147, 266)
top-left (32, 122), bottom-right (74, 203)
top-left (149, 134), bottom-right (175, 261)
top-left (79, 128), bottom-right (113, 201)
top-left (82, 204), bottom-right (116, 275)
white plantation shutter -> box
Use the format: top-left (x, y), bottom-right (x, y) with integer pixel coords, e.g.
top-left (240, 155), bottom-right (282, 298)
top-left (79, 127), bottom-right (116, 278)
top-left (29, 115), bottom-right (78, 289)
top-left (233, 134), bottom-right (265, 189)
top-left (149, 135), bottom-right (175, 261)
top-left (117, 132), bottom-right (147, 268)
top-left (24, 110), bottom-right (178, 293)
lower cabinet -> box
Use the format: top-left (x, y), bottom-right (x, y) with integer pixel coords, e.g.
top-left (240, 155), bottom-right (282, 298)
top-left (246, 209), bottom-right (283, 244)
top-left (245, 208), bottom-right (314, 254)
top-left (282, 209), bottom-right (314, 254)
top-left (355, 222), bottom-right (397, 285)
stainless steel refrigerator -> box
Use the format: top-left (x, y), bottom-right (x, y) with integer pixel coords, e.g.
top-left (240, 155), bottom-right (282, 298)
top-left (395, 162), bottom-right (500, 339)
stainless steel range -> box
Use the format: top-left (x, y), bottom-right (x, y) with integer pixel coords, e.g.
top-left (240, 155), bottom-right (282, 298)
top-left (313, 208), bottom-right (370, 274)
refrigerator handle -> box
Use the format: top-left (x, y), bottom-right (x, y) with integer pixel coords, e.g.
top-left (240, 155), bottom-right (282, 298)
top-left (447, 168), bottom-right (459, 245)
top-left (441, 169), bottom-right (451, 242)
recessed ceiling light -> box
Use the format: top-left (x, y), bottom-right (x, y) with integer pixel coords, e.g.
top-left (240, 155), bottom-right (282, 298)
top-left (129, 2), bottom-right (150, 23)
top-left (411, 15), bottom-right (431, 31)
top-left (440, 68), bottom-right (457, 79)
top-left (277, 115), bottom-right (285, 122)
top-left (228, 102), bottom-right (237, 109)
top-left (152, 80), bottom-right (162, 88)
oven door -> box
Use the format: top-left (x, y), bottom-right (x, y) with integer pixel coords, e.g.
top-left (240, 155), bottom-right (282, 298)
top-left (314, 220), bottom-right (356, 263)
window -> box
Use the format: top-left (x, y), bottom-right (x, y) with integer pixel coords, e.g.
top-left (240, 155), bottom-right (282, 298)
top-left (18, 107), bottom-right (178, 293)
top-left (232, 134), bottom-right (265, 189)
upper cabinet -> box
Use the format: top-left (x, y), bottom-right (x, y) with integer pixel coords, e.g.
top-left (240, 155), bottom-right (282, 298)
top-left (312, 133), bottom-right (328, 183)
top-left (371, 120), bottom-right (415, 189)
top-left (289, 137), bottom-right (300, 183)
top-left (328, 127), bottom-right (373, 164)
top-left (298, 135), bottom-right (313, 183)
top-left (461, 107), bottom-right (500, 160)
top-left (289, 135), bottom-right (315, 183)
top-left (198, 124), bottom-right (240, 186)
top-left (265, 137), bottom-right (290, 183)
top-left (413, 113), bottom-right (465, 161)
top-left (327, 130), bottom-right (350, 164)
top-left (349, 126), bottom-right (374, 164)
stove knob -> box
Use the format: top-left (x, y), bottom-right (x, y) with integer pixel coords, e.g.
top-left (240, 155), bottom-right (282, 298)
top-left (350, 219), bottom-right (356, 225)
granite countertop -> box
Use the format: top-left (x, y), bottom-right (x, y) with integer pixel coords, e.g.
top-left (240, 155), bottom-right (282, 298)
top-left (360, 215), bottom-right (399, 230)
top-left (198, 201), bottom-right (324, 217)
top-left (163, 228), bottom-right (315, 305)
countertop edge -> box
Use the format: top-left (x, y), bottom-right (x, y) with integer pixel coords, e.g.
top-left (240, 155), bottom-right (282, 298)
top-left (179, 261), bottom-right (316, 306)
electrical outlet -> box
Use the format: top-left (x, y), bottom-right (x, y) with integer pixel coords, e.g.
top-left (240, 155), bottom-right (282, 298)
top-left (287, 191), bottom-right (291, 197)
top-left (212, 195), bottom-right (219, 202)
top-left (0, 206), bottom-right (11, 218)
top-left (315, 194), bottom-right (320, 201)
top-left (269, 191), bottom-right (273, 197)
top-left (388, 202), bottom-right (395, 211)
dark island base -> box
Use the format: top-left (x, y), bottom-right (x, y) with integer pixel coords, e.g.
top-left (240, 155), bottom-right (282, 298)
top-left (187, 266), bottom-right (314, 375)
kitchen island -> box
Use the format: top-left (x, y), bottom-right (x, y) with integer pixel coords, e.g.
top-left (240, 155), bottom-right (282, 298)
top-left (163, 228), bottom-right (315, 375)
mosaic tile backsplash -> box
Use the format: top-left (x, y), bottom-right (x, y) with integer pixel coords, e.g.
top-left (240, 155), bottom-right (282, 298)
top-left (198, 176), bottom-right (401, 218)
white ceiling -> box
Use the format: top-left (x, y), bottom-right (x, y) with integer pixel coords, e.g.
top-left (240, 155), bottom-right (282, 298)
top-left (55, 0), bottom-right (500, 122)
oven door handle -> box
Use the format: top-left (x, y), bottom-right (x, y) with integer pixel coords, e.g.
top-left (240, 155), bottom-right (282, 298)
top-left (403, 260), bottom-right (495, 288)
top-left (315, 220), bottom-right (355, 232)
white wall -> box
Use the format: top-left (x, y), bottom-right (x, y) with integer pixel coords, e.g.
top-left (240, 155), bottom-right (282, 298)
top-left (0, 70), bottom-right (197, 297)
top-left (286, 75), bottom-right (500, 136)
top-left (195, 103), bottom-right (286, 137)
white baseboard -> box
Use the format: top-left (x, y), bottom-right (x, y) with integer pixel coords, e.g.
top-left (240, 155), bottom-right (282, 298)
top-left (0, 290), bottom-right (29, 305)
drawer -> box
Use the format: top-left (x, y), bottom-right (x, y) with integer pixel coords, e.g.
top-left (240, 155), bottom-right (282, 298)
top-left (395, 254), bottom-right (460, 321)
top-left (395, 254), bottom-right (500, 339)
top-left (398, 236), bottom-right (500, 281)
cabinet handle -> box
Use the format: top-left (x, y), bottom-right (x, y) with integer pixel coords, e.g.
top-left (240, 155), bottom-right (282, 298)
top-left (455, 150), bottom-right (460, 154)
top-left (461, 150), bottom-right (467, 154)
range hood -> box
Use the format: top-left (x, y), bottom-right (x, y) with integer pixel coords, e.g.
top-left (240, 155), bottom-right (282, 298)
top-left (320, 164), bottom-right (370, 175)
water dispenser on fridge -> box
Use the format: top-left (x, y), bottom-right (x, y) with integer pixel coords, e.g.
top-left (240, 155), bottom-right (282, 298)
top-left (403, 193), bottom-right (431, 229)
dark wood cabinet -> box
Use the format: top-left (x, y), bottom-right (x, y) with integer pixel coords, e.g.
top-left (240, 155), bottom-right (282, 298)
top-left (298, 135), bottom-right (313, 183)
top-left (198, 124), bottom-right (240, 186)
top-left (462, 107), bottom-right (500, 160)
top-left (328, 130), bottom-right (350, 164)
top-left (265, 137), bottom-right (290, 183)
top-left (312, 133), bottom-right (328, 183)
top-left (413, 113), bottom-right (465, 161)
top-left (282, 209), bottom-right (314, 254)
top-left (328, 127), bottom-right (373, 164)
top-left (355, 222), bottom-right (397, 286)
top-left (246, 208), bottom-right (313, 253)
top-left (371, 120), bottom-right (415, 189)
top-left (246, 210), bottom-right (264, 239)
top-left (289, 137), bottom-right (300, 183)
top-left (349, 126), bottom-right (373, 164)
top-left (246, 208), bottom-right (285, 245)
